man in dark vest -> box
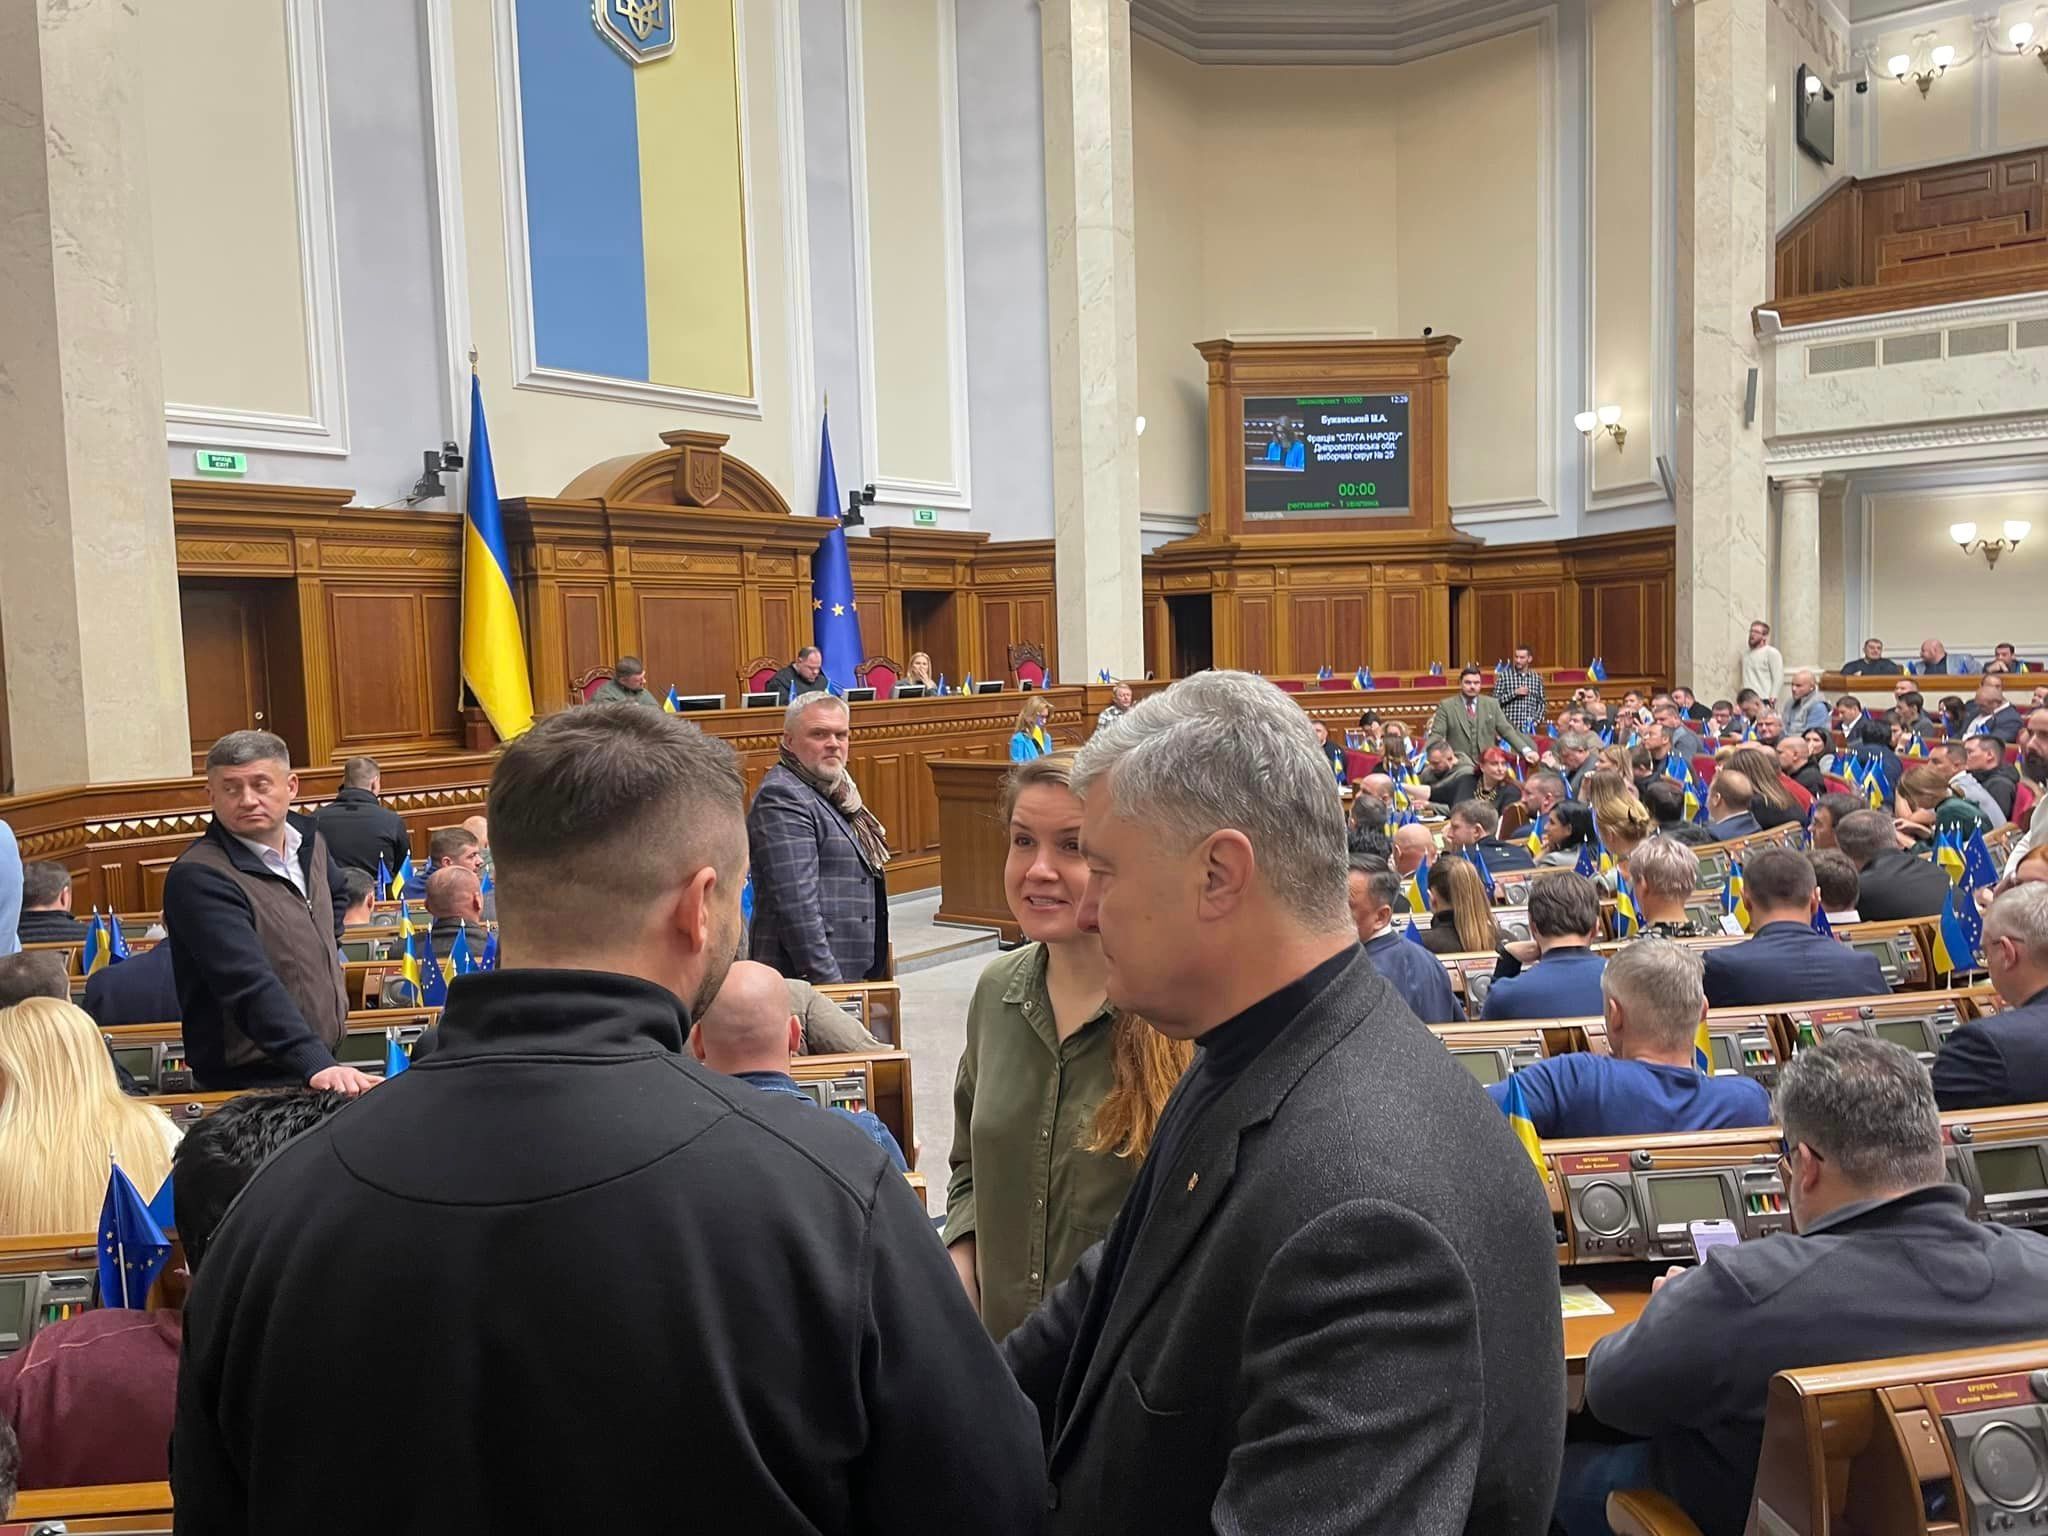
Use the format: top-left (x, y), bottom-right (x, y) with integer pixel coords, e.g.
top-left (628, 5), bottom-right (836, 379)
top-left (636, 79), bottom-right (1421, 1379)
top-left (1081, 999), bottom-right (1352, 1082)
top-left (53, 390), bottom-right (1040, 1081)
top-left (162, 731), bottom-right (366, 1095)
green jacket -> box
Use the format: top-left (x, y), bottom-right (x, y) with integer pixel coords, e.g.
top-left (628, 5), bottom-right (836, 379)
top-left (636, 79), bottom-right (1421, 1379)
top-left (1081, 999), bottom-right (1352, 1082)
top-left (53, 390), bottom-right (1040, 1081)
top-left (943, 943), bottom-right (1136, 1340)
top-left (1426, 693), bottom-right (1535, 763)
top-left (589, 678), bottom-right (662, 709)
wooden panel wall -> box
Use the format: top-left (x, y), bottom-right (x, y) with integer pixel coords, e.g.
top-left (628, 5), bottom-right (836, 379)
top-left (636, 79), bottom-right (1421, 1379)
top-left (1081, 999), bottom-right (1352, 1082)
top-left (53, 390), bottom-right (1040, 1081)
top-left (1774, 148), bottom-right (2048, 298)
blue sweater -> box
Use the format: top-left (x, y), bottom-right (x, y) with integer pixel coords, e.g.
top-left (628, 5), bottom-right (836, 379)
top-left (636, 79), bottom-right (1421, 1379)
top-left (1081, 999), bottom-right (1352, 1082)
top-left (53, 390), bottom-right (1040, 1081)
top-left (1487, 1054), bottom-right (1774, 1139)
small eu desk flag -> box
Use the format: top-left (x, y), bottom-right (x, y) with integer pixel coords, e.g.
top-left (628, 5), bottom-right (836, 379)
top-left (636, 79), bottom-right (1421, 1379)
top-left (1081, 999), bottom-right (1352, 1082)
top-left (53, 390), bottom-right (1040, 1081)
top-left (99, 1163), bottom-right (172, 1310)
top-left (460, 370), bottom-right (535, 741)
top-left (811, 416), bottom-right (866, 693)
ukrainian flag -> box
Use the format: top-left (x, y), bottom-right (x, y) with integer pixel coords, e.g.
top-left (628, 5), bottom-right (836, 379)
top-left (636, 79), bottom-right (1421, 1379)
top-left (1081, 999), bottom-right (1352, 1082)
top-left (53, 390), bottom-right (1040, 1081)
top-left (1693, 1015), bottom-right (1713, 1075)
top-left (1724, 859), bottom-right (1750, 931)
top-left (460, 374), bottom-right (535, 741)
top-left (663, 686), bottom-right (682, 714)
top-left (388, 854), bottom-right (413, 904)
top-left (397, 901), bottom-right (424, 1005)
top-left (82, 910), bottom-right (109, 976)
top-left (1525, 812), bottom-right (1547, 859)
top-left (1498, 1075), bottom-right (1548, 1178)
top-left (1934, 879), bottom-right (1983, 976)
top-left (1613, 871), bottom-right (1640, 938)
top-left (1408, 856), bottom-right (1430, 914)
top-left (1934, 828), bottom-right (1965, 885)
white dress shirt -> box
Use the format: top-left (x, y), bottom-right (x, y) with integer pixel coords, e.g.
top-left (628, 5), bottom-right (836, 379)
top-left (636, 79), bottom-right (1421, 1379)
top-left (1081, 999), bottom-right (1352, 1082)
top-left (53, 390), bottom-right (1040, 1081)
top-left (235, 820), bottom-right (307, 898)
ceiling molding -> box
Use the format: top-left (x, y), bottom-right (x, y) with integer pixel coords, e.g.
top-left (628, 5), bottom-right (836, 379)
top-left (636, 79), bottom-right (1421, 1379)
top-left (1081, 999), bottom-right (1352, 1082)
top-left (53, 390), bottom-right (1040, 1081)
top-left (1130, 0), bottom-right (1558, 64)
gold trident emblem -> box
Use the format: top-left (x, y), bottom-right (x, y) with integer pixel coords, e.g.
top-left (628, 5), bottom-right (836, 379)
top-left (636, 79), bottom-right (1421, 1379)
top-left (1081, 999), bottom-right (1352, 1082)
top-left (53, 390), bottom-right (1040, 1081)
top-left (614, 0), bottom-right (666, 43)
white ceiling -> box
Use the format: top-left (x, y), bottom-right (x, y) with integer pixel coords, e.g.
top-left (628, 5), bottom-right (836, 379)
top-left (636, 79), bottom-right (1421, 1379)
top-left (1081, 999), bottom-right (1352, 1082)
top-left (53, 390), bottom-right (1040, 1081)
top-left (1845, 0), bottom-right (1940, 20)
top-left (1129, 0), bottom-right (1558, 64)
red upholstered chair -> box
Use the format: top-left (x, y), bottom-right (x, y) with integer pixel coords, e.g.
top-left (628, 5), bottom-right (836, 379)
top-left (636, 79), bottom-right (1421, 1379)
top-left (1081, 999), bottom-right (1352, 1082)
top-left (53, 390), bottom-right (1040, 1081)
top-left (1551, 669), bottom-right (1591, 684)
top-left (1316, 677), bottom-right (1353, 691)
top-left (1008, 642), bottom-right (1048, 690)
top-left (740, 658), bottom-right (780, 694)
top-left (570, 667), bottom-right (613, 706)
top-left (1822, 774), bottom-right (1857, 798)
top-left (1691, 754), bottom-right (1719, 784)
top-left (1276, 679), bottom-right (1306, 692)
top-left (1343, 749), bottom-right (1381, 781)
top-left (2017, 781), bottom-right (2037, 826)
top-left (1783, 778), bottom-right (1814, 814)
top-left (856, 656), bottom-right (900, 700)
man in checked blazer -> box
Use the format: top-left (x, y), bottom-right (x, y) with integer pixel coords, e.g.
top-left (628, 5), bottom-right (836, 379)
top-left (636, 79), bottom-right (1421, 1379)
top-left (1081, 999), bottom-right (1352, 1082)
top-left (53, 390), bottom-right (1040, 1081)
top-left (1001, 671), bottom-right (1564, 1534)
top-left (747, 692), bottom-right (890, 983)
top-left (1428, 664), bottom-right (1542, 768)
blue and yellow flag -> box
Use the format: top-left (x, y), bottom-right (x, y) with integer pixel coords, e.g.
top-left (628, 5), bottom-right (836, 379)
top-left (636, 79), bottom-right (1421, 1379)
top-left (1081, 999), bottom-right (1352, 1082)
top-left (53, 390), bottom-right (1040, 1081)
top-left (397, 901), bottom-right (423, 1005)
top-left (460, 373), bottom-right (535, 741)
top-left (384, 1037), bottom-right (410, 1079)
top-left (81, 909), bottom-right (109, 976)
top-left (1354, 665), bottom-right (1373, 690)
top-left (1934, 879), bottom-right (1983, 976)
top-left (1464, 845), bottom-right (1496, 900)
top-left (1525, 812), bottom-right (1547, 860)
top-left (98, 1163), bottom-right (172, 1310)
top-left (1408, 857), bottom-right (1430, 914)
top-left (1693, 1015), bottom-right (1714, 1075)
top-left (1497, 1074), bottom-right (1548, 1177)
top-left (1589, 657), bottom-right (1608, 682)
top-left (1723, 858), bottom-right (1750, 931)
top-left (811, 416), bottom-right (866, 692)
top-left (1613, 870), bottom-right (1640, 939)
top-left (388, 853), bottom-right (413, 903)
top-left (662, 685), bottom-right (682, 714)
top-left (1934, 827), bottom-right (1965, 885)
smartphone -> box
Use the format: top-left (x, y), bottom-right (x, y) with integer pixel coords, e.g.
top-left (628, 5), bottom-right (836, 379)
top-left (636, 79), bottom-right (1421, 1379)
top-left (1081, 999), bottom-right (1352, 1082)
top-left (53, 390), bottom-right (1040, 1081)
top-left (1689, 1219), bottom-right (1739, 1261)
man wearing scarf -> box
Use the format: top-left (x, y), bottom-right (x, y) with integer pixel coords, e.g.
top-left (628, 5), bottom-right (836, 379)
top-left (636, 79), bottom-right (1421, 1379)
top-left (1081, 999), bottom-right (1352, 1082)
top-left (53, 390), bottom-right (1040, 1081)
top-left (747, 693), bottom-right (893, 982)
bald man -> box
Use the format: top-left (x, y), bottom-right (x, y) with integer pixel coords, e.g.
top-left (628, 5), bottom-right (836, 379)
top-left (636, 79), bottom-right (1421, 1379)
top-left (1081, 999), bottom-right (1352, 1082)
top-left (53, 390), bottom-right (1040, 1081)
top-left (1392, 823), bottom-right (1435, 879)
top-left (422, 867), bottom-right (485, 961)
top-left (691, 961), bottom-right (907, 1171)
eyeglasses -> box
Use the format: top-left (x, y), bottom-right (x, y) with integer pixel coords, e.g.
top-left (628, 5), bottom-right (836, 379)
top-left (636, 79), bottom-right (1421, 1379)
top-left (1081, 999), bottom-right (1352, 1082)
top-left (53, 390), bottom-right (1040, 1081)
top-left (1777, 1142), bottom-right (1826, 1185)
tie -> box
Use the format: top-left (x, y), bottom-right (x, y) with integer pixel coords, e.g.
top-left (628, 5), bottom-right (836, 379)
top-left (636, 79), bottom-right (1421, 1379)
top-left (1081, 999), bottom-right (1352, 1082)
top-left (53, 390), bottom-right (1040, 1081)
top-left (1467, 701), bottom-right (1476, 719)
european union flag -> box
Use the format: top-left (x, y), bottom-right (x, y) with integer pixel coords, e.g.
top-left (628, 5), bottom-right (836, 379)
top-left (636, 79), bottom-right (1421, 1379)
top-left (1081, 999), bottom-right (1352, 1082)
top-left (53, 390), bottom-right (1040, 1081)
top-left (375, 855), bottom-right (392, 903)
top-left (108, 911), bottom-right (130, 963)
top-left (448, 925), bottom-right (476, 978)
top-left (479, 929), bottom-right (499, 972)
top-left (98, 1162), bottom-right (172, 1310)
top-left (1810, 904), bottom-right (1833, 936)
top-left (1934, 879), bottom-right (1983, 976)
top-left (1355, 666), bottom-right (1373, 690)
top-left (419, 934), bottom-right (448, 1008)
top-left (810, 416), bottom-right (865, 692)
top-left (384, 1036), bottom-right (409, 1079)
top-left (1963, 829), bottom-right (2001, 892)
top-left (1404, 917), bottom-right (1429, 947)
top-left (1574, 840), bottom-right (1599, 879)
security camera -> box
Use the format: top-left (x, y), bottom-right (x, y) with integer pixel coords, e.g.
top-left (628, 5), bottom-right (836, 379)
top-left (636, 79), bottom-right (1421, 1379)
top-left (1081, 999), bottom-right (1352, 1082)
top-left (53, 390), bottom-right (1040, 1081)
top-left (1422, 326), bottom-right (1435, 337)
top-left (407, 441), bottom-right (466, 503)
top-left (1854, 77), bottom-right (1869, 93)
top-left (842, 483), bottom-right (877, 529)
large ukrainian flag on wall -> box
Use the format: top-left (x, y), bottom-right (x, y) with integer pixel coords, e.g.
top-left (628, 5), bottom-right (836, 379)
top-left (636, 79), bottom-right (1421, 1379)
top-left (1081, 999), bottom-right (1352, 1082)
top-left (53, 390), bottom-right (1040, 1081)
top-left (513, 0), bottom-right (752, 396)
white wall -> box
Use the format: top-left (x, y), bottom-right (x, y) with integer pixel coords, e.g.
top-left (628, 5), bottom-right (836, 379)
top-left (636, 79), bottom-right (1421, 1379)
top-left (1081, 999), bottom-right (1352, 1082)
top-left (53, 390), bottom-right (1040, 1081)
top-left (1853, 0), bottom-right (2048, 173)
top-left (1767, 0), bottom-right (1852, 230)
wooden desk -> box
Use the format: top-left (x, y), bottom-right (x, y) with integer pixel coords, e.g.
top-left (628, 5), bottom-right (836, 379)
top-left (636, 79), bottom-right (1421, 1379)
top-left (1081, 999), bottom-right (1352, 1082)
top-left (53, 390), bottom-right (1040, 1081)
top-left (1561, 1270), bottom-right (1657, 1410)
top-left (928, 757), bottom-right (1020, 942)
top-left (6, 1480), bottom-right (173, 1527)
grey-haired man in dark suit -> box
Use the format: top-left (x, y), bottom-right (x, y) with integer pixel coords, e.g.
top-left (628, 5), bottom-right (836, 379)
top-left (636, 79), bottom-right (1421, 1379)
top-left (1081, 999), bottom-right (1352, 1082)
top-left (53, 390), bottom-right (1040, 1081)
top-left (746, 692), bottom-right (890, 983)
top-left (1001, 670), bottom-right (1563, 1534)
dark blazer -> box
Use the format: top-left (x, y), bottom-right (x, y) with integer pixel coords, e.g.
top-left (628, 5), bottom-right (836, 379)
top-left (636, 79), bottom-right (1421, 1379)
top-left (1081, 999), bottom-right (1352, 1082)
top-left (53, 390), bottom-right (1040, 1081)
top-left (767, 664), bottom-right (829, 707)
top-left (1855, 848), bottom-right (1952, 921)
top-left (1587, 1186), bottom-right (2048, 1536)
top-left (1702, 922), bottom-right (1888, 1008)
top-left (1424, 766), bottom-right (1479, 807)
top-left (1932, 987), bottom-right (2048, 1109)
top-left (1705, 812), bottom-right (1760, 841)
top-left (746, 764), bottom-right (884, 983)
top-left (1976, 763), bottom-right (2021, 820)
top-left (310, 787), bottom-right (412, 879)
top-left (82, 941), bottom-right (180, 1027)
top-left (1001, 952), bottom-right (1565, 1534)
top-left (172, 970), bottom-right (1042, 1533)
top-left (1475, 835), bottom-right (1537, 872)
top-left (1962, 703), bottom-right (2023, 745)
top-left (1481, 947), bottom-right (1608, 1021)
top-left (1416, 911), bottom-right (1476, 954)
top-left (13, 908), bottom-right (86, 944)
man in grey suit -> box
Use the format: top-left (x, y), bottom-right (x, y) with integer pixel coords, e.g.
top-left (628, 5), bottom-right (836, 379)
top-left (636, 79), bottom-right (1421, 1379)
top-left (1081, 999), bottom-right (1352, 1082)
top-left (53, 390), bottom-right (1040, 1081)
top-left (1429, 664), bottom-right (1541, 768)
top-left (746, 693), bottom-right (890, 983)
top-left (1001, 670), bottom-right (1564, 1534)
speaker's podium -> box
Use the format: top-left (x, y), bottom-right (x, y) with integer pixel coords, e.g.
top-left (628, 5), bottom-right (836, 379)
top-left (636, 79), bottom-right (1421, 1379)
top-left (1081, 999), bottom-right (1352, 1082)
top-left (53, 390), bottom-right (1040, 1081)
top-left (1145, 335), bottom-right (1480, 681)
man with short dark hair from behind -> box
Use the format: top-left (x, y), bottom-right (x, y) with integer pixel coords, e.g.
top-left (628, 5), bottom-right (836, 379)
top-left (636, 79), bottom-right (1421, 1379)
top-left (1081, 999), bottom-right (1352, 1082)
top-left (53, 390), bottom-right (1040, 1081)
top-left (338, 868), bottom-right (376, 929)
top-left (1931, 884), bottom-right (2048, 1109)
top-left (588, 655), bottom-right (662, 709)
top-left (162, 732), bottom-right (364, 1096)
top-left (173, 707), bottom-right (1040, 1534)
top-left (1640, 775), bottom-right (1686, 831)
top-left (1810, 849), bottom-right (1863, 925)
top-left (1487, 938), bottom-right (1771, 1137)
top-left (999, 671), bottom-right (1563, 1534)
top-left (1481, 872), bottom-right (1607, 1020)
top-left (689, 959), bottom-right (906, 1169)
top-left (1345, 854), bottom-right (1460, 1024)
top-left (0, 952), bottom-right (69, 1009)
top-left (0, 1089), bottom-right (346, 1490)
top-left (12, 863), bottom-right (84, 944)
top-left (1836, 806), bottom-right (1951, 921)
top-left (1701, 848), bottom-right (1887, 1008)
top-left (310, 756), bottom-right (412, 880)
top-left (1566, 1035), bottom-right (2048, 1536)
top-left (1703, 769), bottom-right (1760, 842)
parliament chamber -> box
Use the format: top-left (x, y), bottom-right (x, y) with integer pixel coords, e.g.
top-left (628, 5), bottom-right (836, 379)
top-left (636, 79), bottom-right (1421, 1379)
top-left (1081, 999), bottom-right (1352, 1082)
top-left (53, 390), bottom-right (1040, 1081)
top-left (11, 0), bottom-right (2048, 1527)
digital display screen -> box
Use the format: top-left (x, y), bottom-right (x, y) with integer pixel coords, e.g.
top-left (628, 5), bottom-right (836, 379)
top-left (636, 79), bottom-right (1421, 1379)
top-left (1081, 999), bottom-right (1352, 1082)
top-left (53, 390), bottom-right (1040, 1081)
top-left (1874, 1020), bottom-right (1930, 1050)
top-left (0, 1276), bottom-right (26, 1346)
top-left (1645, 1174), bottom-right (1734, 1227)
top-left (1708, 1035), bottom-right (1738, 1072)
top-left (1975, 1144), bottom-right (2048, 1198)
top-left (338, 1031), bottom-right (385, 1065)
top-left (1243, 394), bottom-right (1411, 520)
top-left (112, 1045), bottom-right (157, 1081)
top-left (1457, 1051), bottom-right (1506, 1086)
top-left (1852, 942), bottom-right (1894, 970)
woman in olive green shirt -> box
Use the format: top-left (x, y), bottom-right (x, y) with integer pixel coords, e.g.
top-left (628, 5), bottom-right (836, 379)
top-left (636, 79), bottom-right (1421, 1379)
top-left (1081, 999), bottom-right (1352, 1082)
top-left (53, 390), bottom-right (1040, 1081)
top-left (943, 753), bottom-right (1191, 1339)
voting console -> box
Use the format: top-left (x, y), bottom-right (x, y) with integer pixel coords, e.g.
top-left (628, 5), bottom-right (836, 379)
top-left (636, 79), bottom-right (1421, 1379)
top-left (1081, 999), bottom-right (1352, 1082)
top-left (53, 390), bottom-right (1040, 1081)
top-left (1546, 1130), bottom-right (1791, 1264)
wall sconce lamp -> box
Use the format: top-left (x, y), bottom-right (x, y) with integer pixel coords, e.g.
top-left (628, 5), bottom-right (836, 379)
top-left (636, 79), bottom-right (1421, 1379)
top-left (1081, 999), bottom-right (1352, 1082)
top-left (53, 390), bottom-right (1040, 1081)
top-left (1574, 405), bottom-right (1627, 452)
top-left (1951, 519), bottom-right (2030, 569)
top-left (2003, 19), bottom-right (2048, 69)
top-left (1889, 42), bottom-right (1956, 94)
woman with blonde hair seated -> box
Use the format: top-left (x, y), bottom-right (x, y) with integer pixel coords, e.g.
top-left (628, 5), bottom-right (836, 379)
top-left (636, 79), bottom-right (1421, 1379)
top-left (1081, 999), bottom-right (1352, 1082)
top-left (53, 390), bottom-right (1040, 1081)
top-left (1418, 856), bottom-right (1501, 955)
top-left (1009, 697), bottom-right (1054, 763)
top-left (904, 652), bottom-right (937, 690)
top-left (1581, 768), bottom-right (1655, 890)
top-left (0, 996), bottom-right (181, 1236)
top-left (1723, 744), bottom-right (1803, 831)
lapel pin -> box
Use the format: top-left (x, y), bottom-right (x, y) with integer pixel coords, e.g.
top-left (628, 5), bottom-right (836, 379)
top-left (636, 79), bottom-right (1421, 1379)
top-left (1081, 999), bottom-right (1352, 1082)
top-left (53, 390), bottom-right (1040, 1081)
top-left (1186, 1172), bottom-right (1200, 1192)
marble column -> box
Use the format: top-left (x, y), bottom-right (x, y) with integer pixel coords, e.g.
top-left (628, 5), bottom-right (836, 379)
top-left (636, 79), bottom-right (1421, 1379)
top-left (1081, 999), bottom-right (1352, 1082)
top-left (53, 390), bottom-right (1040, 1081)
top-left (1040, 0), bottom-right (1143, 684)
top-left (1774, 474), bottom-right (1824, 673)
top-left (1674, 0), bottom-right (1771, 700)
top-left (0, 0), bottom-right (188, 792)
top-left (1817, 477), bottom-right (1848, 668)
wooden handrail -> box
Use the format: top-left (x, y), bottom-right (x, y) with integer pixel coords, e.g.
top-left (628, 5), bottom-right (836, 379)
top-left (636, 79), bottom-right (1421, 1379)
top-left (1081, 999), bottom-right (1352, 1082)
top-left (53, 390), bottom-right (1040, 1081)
top-left (1759, 263), bottom-right (2048, 331)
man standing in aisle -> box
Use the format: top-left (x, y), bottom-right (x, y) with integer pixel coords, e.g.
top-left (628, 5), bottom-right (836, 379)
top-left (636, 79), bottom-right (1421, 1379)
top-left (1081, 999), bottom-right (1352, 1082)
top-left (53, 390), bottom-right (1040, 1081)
top-left (1495, 644), bottom-right (1547, 740)
top-left (162, 732), bottom-right (367, 1095)
top-left (1741, 620), bottom-right (1784, 714)
top-left (1003, 671), bottom-right (1563, 1534)
top-left (1429, 665), bottom-right (1541, 768)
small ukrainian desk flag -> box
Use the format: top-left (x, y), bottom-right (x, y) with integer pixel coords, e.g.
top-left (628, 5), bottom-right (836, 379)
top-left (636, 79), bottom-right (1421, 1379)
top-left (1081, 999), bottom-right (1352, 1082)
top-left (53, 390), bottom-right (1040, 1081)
top-left (461, 370), bottom-right (535, 741)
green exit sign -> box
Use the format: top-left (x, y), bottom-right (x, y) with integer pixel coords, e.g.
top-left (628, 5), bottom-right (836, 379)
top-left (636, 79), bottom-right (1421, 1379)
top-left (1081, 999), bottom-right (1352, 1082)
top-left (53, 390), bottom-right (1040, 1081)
top-left (913, 506), bottom-right (938, 526)
top-left (194, 449), bottom-right (248, 476)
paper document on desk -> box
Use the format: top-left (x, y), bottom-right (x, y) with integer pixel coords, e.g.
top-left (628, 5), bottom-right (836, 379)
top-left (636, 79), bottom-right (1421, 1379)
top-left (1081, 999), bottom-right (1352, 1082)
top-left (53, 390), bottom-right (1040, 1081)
top-left (1559, 1285), bottom-right (1615, 1318)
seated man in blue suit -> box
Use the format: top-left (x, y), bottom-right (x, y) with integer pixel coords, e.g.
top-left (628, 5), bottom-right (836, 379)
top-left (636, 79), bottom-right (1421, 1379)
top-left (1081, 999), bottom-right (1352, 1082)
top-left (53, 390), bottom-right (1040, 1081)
top-left (1488, 938), bottom-right (1772, 1137)
top-left (689, 959), bottom-right (907, 1171)
top-left (1482, 872), bottom-right (1607, 1020)
top-left (1932, 883), bottom-right (2048, 1109)
top-left (1702, 847), bottom-right (1887, 1009)
top-left (1346, 854), bottom-right (1460, 1024)
top-left (82, 937), bottom-right (181, 1027)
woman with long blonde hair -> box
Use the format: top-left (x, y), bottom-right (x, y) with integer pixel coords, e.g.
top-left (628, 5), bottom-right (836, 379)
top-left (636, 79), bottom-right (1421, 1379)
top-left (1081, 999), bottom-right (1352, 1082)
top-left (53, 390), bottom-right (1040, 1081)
top-left (1419, 857), bottom-right (1500, 954)
top-left (0, 996), bottom-right (181, 1236)
top-left (944, 752), bottom-right (1193, 1338)
top-left (1582, 768), bottom-right (1654, 871)
top-left (1725, 744), bottom-right (1801, 829)
top-left (1009, 697), bottom-right (1053, 763)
